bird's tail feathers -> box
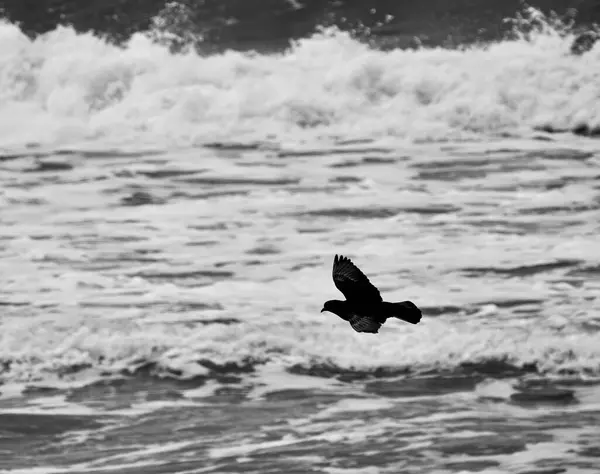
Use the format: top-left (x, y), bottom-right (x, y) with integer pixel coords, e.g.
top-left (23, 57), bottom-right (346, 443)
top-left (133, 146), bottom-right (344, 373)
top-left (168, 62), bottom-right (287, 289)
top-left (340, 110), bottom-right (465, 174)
top-left (382, 301), bottom-right (422, 325)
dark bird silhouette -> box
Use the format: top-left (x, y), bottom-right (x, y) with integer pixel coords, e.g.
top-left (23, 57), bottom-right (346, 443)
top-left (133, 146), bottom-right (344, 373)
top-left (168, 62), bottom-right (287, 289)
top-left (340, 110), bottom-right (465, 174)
top-left (321, 254), bottom-right (422, 334)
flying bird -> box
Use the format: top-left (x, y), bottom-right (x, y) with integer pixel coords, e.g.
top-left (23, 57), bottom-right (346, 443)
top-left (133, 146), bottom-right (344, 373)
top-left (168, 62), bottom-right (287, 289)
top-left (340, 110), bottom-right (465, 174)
top-left (321, 254), bottom-right (422, 334)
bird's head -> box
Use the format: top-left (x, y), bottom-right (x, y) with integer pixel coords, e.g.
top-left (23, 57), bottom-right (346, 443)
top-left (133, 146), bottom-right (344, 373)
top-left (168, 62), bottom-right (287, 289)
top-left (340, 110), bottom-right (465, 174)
top-left (321, 300), bottom-right (345, 316)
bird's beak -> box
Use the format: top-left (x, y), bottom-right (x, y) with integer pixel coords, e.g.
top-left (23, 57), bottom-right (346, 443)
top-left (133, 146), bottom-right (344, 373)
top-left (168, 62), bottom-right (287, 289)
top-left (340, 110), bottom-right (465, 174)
top-left (320, 308), bottom-right (326, 313)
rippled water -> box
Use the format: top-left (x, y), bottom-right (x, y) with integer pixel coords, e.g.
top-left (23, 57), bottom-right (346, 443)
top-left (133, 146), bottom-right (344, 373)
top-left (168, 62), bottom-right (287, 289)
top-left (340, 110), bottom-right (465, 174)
top-left (2, 139), bottom-right (600, 473)
top-left (1, 13), bottom-right (600, 474)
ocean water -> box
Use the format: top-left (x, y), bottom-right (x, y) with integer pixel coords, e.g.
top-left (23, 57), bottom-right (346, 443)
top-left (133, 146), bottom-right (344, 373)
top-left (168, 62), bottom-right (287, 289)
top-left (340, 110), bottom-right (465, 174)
top-left (1, 4), bottom-right (600, 474)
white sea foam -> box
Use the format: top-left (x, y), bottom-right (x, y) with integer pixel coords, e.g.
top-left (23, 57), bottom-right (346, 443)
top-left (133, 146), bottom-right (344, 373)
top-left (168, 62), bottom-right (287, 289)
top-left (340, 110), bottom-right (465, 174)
top-left (1, 14), bottom-right (599, 388)
top-left (0, 12), bottom-right (599, 150)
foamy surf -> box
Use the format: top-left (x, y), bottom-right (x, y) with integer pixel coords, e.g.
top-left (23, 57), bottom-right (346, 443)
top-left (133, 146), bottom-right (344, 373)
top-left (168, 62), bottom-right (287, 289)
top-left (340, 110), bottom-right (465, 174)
top-left (1, 6), bottom-right (600, 473)
top-left (1, 9), bottom-right (599, 151)
top-left (2, 309), bottom-right (599, 387)
top-left (1, 142), bottom-right (600, 385)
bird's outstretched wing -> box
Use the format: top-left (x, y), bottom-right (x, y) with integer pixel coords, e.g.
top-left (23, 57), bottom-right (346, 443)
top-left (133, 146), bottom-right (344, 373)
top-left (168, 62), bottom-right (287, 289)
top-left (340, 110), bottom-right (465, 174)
top-left (348, 315), bottom-right (381, 333)
top-left (332, 254), bottom-right (382, 303)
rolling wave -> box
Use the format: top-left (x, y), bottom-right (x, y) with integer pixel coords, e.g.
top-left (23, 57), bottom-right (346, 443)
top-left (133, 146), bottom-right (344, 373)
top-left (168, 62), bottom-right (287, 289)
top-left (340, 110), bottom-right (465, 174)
top-left (1, 304), bottom-right (599, 385)
top-left (0, 8), bottom-right (599, 151)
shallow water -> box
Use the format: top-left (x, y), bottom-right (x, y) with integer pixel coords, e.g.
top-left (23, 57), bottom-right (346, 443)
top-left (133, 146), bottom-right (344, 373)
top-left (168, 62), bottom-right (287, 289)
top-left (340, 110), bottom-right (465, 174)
top-left (2, 140), bottom-right (600, 473)
top-left (1, 11), bottom-right (600, 474)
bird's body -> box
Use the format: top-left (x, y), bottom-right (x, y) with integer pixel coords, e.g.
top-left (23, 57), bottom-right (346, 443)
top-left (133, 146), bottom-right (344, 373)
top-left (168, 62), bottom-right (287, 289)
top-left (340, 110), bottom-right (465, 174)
top-left (321, 255), bottom-right (422, 334)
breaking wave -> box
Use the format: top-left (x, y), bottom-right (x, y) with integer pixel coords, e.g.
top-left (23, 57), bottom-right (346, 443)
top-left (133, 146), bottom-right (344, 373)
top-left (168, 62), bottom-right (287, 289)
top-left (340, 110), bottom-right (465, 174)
top-left (0, 8), bottom-right (599, 150)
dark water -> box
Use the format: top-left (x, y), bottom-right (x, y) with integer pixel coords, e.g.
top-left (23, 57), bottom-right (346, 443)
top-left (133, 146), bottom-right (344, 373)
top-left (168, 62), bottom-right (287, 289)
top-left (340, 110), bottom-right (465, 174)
top-left (2, 0), bottom-right (600, 51)
top-left (2, 375), bottom-right (600, 473)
